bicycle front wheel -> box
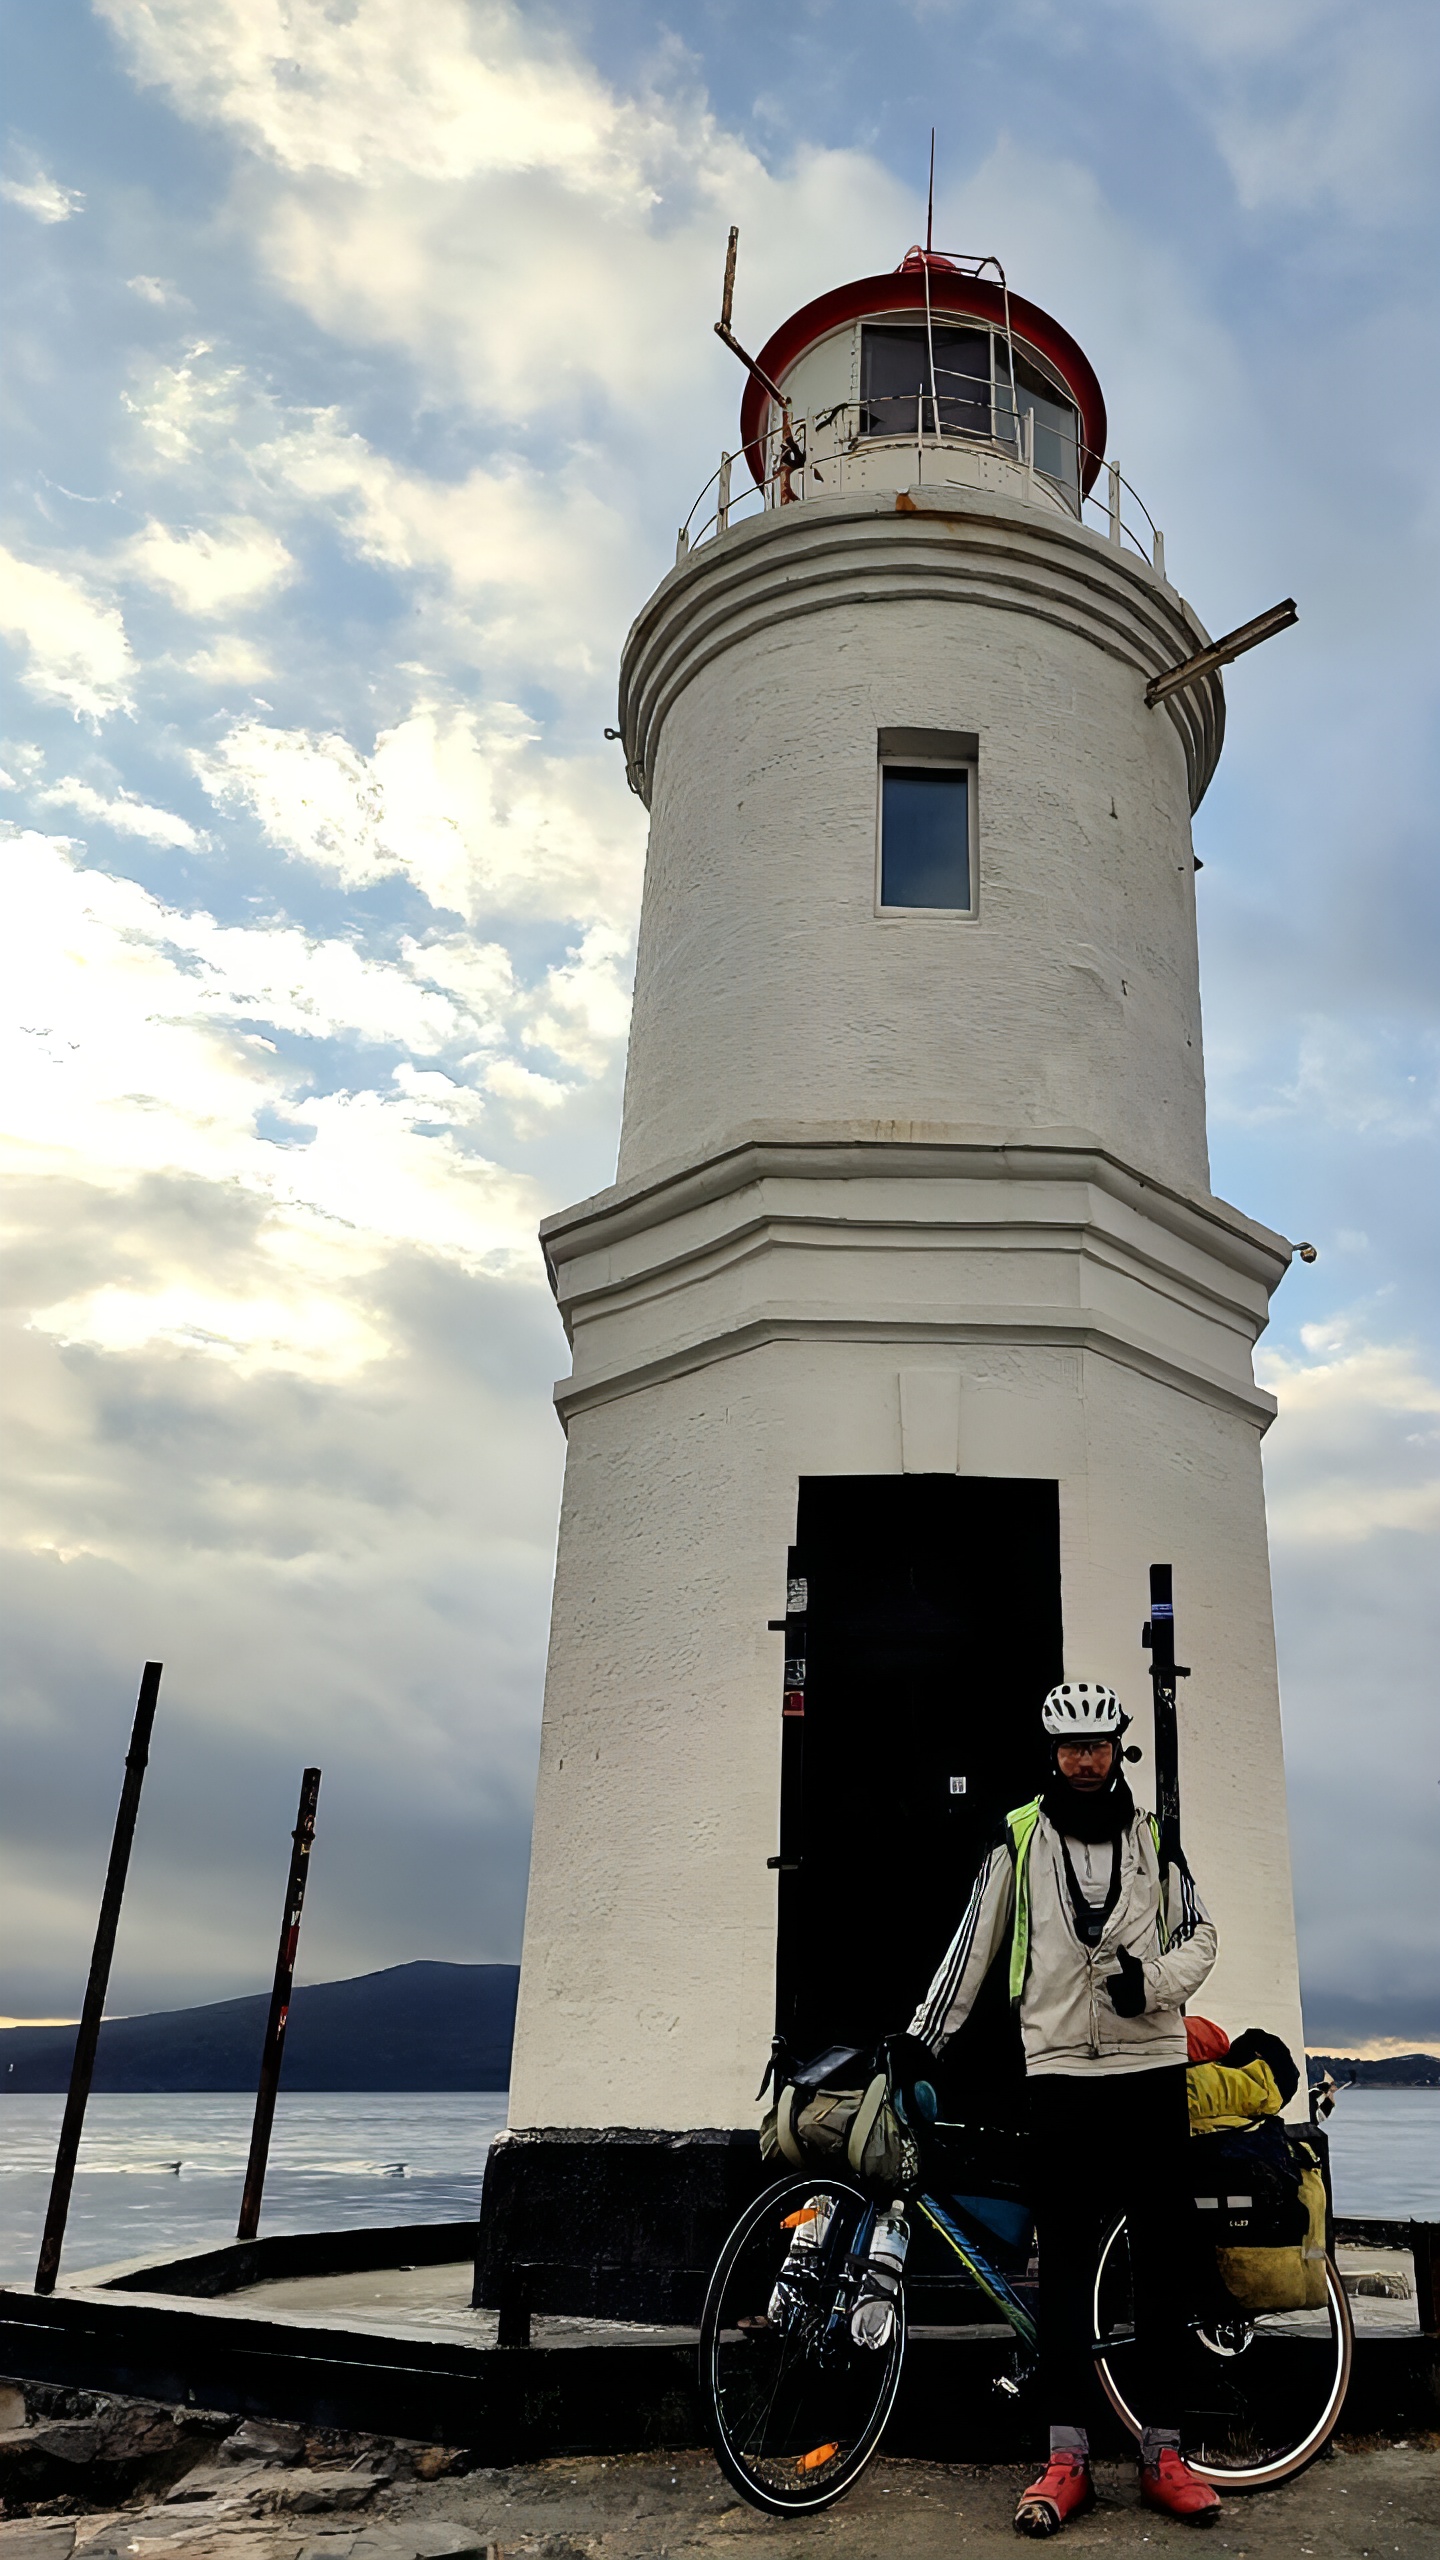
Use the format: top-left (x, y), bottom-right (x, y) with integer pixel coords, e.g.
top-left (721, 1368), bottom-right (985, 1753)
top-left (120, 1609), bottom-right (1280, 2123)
top-left (1093, 2215), bottom-right (1354, 2488)
top-left (699, 2174), bottom-right (907, 2515)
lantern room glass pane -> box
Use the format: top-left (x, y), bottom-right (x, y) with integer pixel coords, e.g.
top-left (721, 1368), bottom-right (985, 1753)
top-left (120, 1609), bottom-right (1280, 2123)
top-left (928, 328), bottom-right (991, 438)
top-left (996, 352), bottom-right (1081, 501)
top-left (880, 765), bottom-right (972, 910)
top-left (860, 325), bottom-right (990, 440)
top-left (859, 324), bottom-right (1080, 499)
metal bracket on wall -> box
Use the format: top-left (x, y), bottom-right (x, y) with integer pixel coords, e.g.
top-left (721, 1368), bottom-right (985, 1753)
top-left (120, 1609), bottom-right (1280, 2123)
top-left (1145, 599), bottom-right (1297, 707)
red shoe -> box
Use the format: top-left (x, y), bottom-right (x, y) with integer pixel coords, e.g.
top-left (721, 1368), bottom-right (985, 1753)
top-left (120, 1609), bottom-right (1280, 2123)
top-left (1013, 2454), bottom-right (1095, 2536)
top-left (1140, 2447), bottom-right (1221, 2524)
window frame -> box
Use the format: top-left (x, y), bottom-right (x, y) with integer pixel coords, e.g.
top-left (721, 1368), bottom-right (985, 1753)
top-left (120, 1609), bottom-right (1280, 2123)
top-left (875, 731), bottom-right (980, 921)
top-left (856, 320), bottom-right (1080, 499)
top-left (858, 320), bottom-right (991, 444)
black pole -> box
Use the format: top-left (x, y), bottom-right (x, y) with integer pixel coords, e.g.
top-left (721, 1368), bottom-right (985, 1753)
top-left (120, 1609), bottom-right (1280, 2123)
top-left (1142, 1564), bottom-right (1189, 1865)
top-left (237, 1767), bottom-right (321, 2241)
top-left (765, 1551), bottom-right (808, 2077)
top-left (35, 1662), bottom-right (162, 2295)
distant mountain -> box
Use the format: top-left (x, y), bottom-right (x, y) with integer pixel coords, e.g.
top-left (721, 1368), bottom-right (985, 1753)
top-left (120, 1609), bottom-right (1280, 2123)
top-left (0, 1961), bottom-right (517, 2092)
top-left (1307, 2051), bottom-right (1440, 2089)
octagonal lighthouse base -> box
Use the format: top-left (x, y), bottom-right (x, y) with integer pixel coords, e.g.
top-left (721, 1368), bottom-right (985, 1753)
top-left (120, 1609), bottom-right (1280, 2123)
top-left (473, 1132), bottom-right (1302, 2320)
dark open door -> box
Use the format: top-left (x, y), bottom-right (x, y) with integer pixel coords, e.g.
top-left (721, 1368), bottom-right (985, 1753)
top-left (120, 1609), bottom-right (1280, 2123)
top-left (777, 1475), bottom-right (1062, 2102)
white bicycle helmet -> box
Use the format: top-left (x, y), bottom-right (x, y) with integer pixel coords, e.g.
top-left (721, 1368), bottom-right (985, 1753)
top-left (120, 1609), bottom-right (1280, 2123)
top-left (1041, 1680), bottom-right (1128, 1738)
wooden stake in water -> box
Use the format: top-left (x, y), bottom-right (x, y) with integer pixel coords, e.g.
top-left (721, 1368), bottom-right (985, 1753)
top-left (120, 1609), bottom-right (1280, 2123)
top-left (237, 1766), bottom-right (321, 2241)
top-left (35, 1662), bottom-right (163, 2295)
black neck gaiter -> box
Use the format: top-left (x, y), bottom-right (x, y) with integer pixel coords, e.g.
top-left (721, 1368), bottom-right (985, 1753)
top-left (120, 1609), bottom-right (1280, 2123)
top-left (1041, 1769), bottom-right (1135, 1844)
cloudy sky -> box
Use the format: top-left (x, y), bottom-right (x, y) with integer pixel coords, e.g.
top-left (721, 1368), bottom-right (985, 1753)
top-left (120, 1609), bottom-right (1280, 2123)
top-left (2, 1), bottom-right (1436, 2054)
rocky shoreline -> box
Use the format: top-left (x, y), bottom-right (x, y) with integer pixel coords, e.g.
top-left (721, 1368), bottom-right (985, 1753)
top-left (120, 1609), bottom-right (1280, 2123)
top-left (2, 2383), bottom-right (1436, 2560)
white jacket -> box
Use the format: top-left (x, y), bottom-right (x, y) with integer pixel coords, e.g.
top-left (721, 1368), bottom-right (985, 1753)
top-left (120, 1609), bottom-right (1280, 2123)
top-left (910, 1802), bottom-right (1217, 2078)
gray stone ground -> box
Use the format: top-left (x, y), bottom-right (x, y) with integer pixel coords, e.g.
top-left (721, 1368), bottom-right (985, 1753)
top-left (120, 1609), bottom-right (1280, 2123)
top-left (2, 2418), bottom-right (1436, 2560)
top-left (399, 2442), bottom-right (1438, 2557)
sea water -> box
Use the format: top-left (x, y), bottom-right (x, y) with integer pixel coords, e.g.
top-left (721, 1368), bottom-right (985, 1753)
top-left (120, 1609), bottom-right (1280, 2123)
top-left (1322, 2089), bottom-right (1440, 2221)
top-left (1, 2088), bottom-right (1434, 2287)
top-left (0, 2092), bottom-right (509, 2285)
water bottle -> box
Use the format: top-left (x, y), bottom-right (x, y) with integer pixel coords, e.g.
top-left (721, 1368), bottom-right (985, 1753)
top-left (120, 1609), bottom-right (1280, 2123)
top-left (768, 2193), bottom-right (836, 2330)
top-left (851, 2205), bottom-right (908, 2350)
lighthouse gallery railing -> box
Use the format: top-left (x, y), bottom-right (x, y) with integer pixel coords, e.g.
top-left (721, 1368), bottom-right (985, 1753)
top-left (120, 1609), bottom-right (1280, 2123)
top-left (677, 407), bottom-right (1168, 583)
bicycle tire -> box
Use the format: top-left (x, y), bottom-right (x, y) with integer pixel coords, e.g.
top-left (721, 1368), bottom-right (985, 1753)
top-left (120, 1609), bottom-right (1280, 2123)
top-left (1092, 2215), bottom-right (1354, 2488)
top-left (699, 2173), bottom-right (907, 2515)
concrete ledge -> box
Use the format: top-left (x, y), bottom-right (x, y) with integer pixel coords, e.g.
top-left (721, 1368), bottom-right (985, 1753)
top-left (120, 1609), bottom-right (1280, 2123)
top-left (0, 2279), bottom-right (699, 2458)
top-left (538, 1135), bottom-right (1291, 1431)
top-left (1, 2279), bottom-right (1434, 2460)
top-left (540, 1132), bottom-right (1292, 1289)
top-left (80, 2222), bottom-right (481, 2300)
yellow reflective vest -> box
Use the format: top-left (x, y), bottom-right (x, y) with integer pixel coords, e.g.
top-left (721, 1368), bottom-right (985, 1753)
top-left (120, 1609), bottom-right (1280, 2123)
top-left (1005, 1793), bottom-right (1167, 2003)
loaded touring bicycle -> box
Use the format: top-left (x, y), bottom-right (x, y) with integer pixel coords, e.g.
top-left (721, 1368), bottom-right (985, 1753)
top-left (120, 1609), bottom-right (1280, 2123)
top-left (699, 2039), bottom-right (1353, 2516)
top-left (704, 1559), bottom-right (1350, 2513)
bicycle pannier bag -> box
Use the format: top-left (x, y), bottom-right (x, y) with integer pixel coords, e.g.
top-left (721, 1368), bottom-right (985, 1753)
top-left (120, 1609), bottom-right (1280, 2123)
top-left (1198, 2125), bottom-right (1328, 2314)
top-left (761, 2070), bottom-right (918, 2196)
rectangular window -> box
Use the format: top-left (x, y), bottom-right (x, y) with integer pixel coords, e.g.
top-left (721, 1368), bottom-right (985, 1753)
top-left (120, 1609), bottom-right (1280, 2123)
top-left (860, 323), bottom-right (990, 441)
top-left (878, 748), bottom-right (976, 913)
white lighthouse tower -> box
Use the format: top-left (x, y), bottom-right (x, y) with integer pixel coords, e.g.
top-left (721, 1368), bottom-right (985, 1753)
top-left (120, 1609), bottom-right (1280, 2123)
top-left (480, 247), bottom-right (1305, 2316)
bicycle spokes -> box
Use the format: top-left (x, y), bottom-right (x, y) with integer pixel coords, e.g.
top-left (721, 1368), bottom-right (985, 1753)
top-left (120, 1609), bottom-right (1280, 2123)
top-left (700, 2177), bottom-right (907, 2513)
top-left (1093, 2216), bottom-right (1353, 2487)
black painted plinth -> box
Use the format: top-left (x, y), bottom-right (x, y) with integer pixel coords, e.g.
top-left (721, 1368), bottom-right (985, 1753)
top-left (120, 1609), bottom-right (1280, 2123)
top-left (472, 2126), bottom-right (770, 2323)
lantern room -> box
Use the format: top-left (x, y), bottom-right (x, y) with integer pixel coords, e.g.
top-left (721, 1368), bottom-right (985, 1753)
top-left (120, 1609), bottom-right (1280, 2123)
top-left (729, 251), bottom-right (1107, 527)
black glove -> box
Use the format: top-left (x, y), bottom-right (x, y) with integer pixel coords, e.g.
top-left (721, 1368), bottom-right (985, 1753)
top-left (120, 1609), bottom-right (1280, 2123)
top-left (1105, 1947), bottom-right (1148, 2016)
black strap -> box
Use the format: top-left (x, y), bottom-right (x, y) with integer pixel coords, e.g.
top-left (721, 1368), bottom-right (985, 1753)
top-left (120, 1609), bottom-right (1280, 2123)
top-left (1058, 1834), bottom-right (1120, 1947)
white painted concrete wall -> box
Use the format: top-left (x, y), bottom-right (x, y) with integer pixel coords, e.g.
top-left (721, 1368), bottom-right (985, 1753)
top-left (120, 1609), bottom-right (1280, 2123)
top-left (509, 476), bottom-right (1301, 2136)
top-left (509, 1323), bottom-right (1302, 2131)
top-left (617, 492), bottom-right (1217, 1200)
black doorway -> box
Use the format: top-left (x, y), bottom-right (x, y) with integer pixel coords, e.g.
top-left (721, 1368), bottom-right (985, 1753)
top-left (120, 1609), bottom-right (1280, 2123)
top-left (780, 1475), bottom-right (1063, 2085)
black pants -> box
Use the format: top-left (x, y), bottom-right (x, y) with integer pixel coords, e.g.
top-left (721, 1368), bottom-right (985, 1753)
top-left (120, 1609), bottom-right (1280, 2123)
top-left (1028, 2064), bottom-right (1190, 2429)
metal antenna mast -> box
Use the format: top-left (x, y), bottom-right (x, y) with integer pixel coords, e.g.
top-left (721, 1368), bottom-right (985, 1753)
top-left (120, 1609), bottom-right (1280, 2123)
top-left (923, 131), bottom-right (940, 446)
top-left (926, 129), bottom-right (935, 255)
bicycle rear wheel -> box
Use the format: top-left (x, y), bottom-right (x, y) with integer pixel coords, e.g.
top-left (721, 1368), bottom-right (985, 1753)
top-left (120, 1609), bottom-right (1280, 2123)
top-left (1092, 2215), bottom-right (1353, 2488)
top-left (699, 2174), bottom-right (907, 2515)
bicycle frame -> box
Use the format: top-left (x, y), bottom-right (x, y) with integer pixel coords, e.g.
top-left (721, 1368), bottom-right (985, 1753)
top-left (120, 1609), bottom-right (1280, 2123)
top-left (911, 2191), bottom-right (1038, 2348)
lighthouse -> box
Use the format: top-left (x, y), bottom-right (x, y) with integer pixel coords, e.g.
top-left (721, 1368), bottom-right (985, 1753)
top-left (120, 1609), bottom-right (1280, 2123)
top-left (479, 246), bottom-right (1305, 2316)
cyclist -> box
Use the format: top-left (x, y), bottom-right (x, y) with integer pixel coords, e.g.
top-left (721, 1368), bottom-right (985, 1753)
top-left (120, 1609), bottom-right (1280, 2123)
top-left (901, 1681), bottom-right (1222, 2534)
